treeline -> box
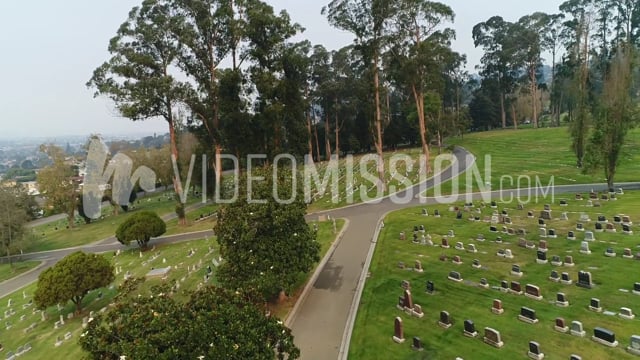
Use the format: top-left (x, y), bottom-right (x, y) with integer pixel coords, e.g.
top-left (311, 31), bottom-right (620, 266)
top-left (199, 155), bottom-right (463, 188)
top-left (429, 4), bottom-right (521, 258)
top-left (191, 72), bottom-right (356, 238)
top-left (470, 0), bottom-right (640, 187)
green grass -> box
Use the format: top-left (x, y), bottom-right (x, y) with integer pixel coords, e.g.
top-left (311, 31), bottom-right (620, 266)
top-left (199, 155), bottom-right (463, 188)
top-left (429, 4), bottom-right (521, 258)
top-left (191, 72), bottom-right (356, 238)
top-left (0, 219), bottom-right (344, 359)
top-left (24, 192), bottom-right (203, 253)
top-left (0, 262), bottom-right (40, 283)
top-left (308, 147), bottom-right (452, 212)
top-left (425, 127), bottom-right (640, 196)
top-left (350, 191), bottom-right (640, 359)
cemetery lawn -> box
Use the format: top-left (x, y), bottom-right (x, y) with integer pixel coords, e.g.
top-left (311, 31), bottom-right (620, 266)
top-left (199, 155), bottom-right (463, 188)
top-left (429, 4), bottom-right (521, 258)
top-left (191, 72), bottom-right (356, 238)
top-left (424, 127), bottom-right (640, 196)
top-left (308, 147), bottom-right (452, 213)
top-left (24, 192), bottom-right (206, 253)
top-left (0, 219), bottom-right (343, 359)
top-left (0, 262), bottom-right (40, 283)
top-left (350, 191), bottom-right (640, 359)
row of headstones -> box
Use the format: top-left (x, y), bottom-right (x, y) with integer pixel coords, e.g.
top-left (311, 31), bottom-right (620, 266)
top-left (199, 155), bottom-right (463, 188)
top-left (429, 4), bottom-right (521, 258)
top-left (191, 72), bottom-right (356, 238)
top-left (2, 342), bottom-right (32, 360)
top-left (391, 315), bottom-right (548, 358)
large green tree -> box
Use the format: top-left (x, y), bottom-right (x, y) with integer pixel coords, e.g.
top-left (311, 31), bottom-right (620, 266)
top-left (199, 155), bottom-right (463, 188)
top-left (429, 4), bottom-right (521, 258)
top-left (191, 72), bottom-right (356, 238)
top-left (37, 144), bottom-right (79, 228)
top-left (79, 283), bottom-right (299, 360)
top-left (0, 185), bottom-right (33, 266)
top-left (214, 166), bottom-right (320, 302)
top-left (323, 0), bottom-right (395, 191)
top-left (115, 211), bottom-right (166, 249)
top-left (88, 0), bottom-right (188, 224)
top-left (34, 252), bottom-right (114, 313)
top-left (389, 0), bottom-right (455, 173)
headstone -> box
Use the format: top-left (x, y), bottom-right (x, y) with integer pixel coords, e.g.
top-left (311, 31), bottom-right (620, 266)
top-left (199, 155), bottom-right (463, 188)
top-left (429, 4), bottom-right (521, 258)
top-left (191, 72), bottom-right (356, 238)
top-left (438, 310), bottom-right (452, 329)
top-left (561, 272), bottom-right (573, 285)
top-left (619, 307), bottom-right (635, 320)
top-left (518, 306), bottom-right (538, 324)
top-left (525, 284), bottom-right (543, 301)
top-left (492, 299), bottom-right (504, 315)
top-left (623, 215), bottom-right (632, 225)
top-left (504, 249), bottom-right (514, 259)
top-left (589, 298), bottom-right (602, 312)
top-left (448, 229), bottom-right (455, 237)
top-left (483, 327), bottom-right (504, 348)
top-left (500, 280), bottom-right (509, 293)
top-left (567, 231), bottom-right (576, 241)
top-left (551, 255), bottom-right (562, 266)
top-left (627, 335), bottom-right (640, 355)
top-left (623, 224), bottom-right (633, 235)
top-left (604, 248), bottom-right (616, 257)
top-left (584, 231), bottom-right (595, 242)
top-left (577, 271), bottom-right (593, 289)
top-left (576, 223), bottom-right (585, 232)
top-left (555, 317), bottom-right (569, 333)
top-left (548, 229), bottom-right (557, 238)
top-left (549, 270), bottom-right (559, 282)
top-left (571, 321), bottom-right (586, 337)
top-left (564, 255), bottom-right (575, 267)
top-left (592, 327), bottom-right (618, 347)
top-left (511, 264), bottom-right (522, 277)
top-left (452, 255), bottom-right (463, 265)
top-left (624, 248), bottom-right (634, 259)
top-left (528, 211), bottom-right (534, 218)
top-left (528, 341), bottom-right (544, 360)
top-left (401, 280), bottom-right (411, 291)
top-left (441, 238), bottom-right (450, 248)
top-left (489, 226), bottom-right (498, 233)
top-left (536, 250), bottom-right (548, 264)
top-left (463, 319), bottom-right (478, 338)
top-left (414, 260), bottom-right (423, 273)
top-left (426, 280), bottom-right (435, 294)
top-left (633, 282), bottom-right (640, 295)
top-left (539, 227), bottom-right (547, 238)
top-left (539, 219), bottom-right (546, 228)
top-left (411, 336), bottom-right (423, 351)
top-left (472, 259), bottom-right (481, 269)
top-left (580, 241), bottom-right (591, 255)
top-left (455, 242), bottom-right (464, 251)
top-left (510, 281), bottom-right (523, 295)
top-left (556, 292), bottom-right (569, 307)
top-left (479, 277), bottom-right (489, 289)
top-left (606, 223), bottom-right (616, 233)
top-left (392, 317), bottom-right (405, 343)
top-left (541, 210), bottom-right (551, 220)
top-left (412, 304), bottom-right (424, 318)
top-left (448, 271), bottom-right (463, 282)
top-left (561, 212), bottom-right (569, 221)
top-left (538, 240), bottom-right (548, 252)
top-left (595, 222), bottom-right (603, 232)
top-left (560, 199), bottom-right (568, 206)
top-left (399, 232), bottom-right (406, 241)
top-left (576, 193), bottom-right (583, 200)
top-left (467, 244), bottom-right (477, 253)
top-left (402, 289), bottom-right (414, 311)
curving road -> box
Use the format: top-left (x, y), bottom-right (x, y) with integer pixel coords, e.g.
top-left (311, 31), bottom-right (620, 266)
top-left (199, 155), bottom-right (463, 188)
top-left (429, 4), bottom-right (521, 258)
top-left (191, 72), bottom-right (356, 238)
top-left (2, 146), bottom-right (639, 360)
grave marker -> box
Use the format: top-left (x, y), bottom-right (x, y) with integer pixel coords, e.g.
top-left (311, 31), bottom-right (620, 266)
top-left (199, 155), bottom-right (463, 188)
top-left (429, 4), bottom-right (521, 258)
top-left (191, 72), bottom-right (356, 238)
top-left (556, 292), bottom-right (569, 307)
top-left (592, 327), bottom-right (618, 347)
top-left (463, 319), bottom-right (478, 338)
top-left (483, 327), bottom-right (504, 348)
top-left (571, 321), bottom-right (586, 337)
top-left (590, 298), bottom-right (603, 312)
top-left (392, 317), bottom-right (405, 343)
top-left (438, 310), bottom-right (452, 329)
top-left (528, 341), bottom-right (544, 360)
top-left (577, 271), bottom-right (593, 289)
top-left (518, 306), bottom-right (538, 324)
top-left (555, 317), bottom-right (569, 333)
top-left (491, 299), bottom-right (504, 315)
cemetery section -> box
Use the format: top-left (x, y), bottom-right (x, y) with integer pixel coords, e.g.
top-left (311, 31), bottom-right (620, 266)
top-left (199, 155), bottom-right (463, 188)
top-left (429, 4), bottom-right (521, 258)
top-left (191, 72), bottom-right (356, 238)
top-left (350, 190), bottom-right (640, 359)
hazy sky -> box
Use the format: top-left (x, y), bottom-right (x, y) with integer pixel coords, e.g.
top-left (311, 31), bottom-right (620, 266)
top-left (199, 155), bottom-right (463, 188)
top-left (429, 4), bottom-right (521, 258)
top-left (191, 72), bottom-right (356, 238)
top-left (0, 0), bottom-right (563, 139)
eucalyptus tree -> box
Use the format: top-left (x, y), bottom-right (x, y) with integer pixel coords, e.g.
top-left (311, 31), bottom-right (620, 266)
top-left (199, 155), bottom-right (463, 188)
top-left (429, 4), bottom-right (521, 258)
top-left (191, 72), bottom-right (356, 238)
top-left (88, 0), bottom-right (189, 223)
top-left (323, 0), bottom-right (395, 191)
top-left (473, 16), bottom-right (517, 129)
top-left (389, 0), bottom-right (455, 174)
top-left (560, 0), bottom-right (598, 167)
top-left (541, 13), bottom-right (566, 126)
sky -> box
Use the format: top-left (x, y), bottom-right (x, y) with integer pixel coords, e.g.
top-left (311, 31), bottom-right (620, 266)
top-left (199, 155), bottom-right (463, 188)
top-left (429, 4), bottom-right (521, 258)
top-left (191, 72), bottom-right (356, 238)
top-left (0, 0), bottom-right (564, 139)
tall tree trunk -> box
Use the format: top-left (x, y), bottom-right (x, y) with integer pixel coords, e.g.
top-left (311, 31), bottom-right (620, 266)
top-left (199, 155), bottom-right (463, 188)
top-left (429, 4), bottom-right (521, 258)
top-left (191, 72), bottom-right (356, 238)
top-left (412, 84), bottom-right (431, 175)
top-left (530, 65), bottom-right (538, 128)
top-left (500, 93), bottom-right (506, 129)
top-left (306, 88), bottom-right (314, 163)
top-left (511, 103), bottom-right (518, 130)
top-left (334, 97), bottom-right (340, 158)
top-left (324, 113), bottom-right (332, 160)
top-left (373, 53), bottom-right (386, 191)
top-left (314, 121), bottom-right (321, 162)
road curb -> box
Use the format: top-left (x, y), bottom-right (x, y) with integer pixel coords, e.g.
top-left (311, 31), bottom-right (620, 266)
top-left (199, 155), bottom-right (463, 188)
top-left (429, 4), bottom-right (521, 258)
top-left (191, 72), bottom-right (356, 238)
top-left (284, 218), bottom-right (350, 328)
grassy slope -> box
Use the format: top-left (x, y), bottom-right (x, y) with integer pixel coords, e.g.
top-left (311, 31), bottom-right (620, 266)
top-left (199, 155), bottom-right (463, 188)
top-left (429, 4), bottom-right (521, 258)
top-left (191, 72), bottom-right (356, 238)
top-left (426, 127), bottom-right (640, 196)
top-left (0, 219), bottom-right (344, 359)
top-left (350, 192), bottom-right (640, 360)
top-left (0, 262), bottom-right (40, 283)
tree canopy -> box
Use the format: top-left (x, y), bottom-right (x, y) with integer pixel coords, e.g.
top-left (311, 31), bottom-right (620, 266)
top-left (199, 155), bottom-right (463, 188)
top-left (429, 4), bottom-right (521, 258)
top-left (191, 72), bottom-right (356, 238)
top-left (79, 283), bottom-right (300, 360)
top-left (214, 166), bottom-right (320, 302)
top-left (115, 211), bottom-right (166, 249)
top-left (34, 252), bottom-right (114, 313)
